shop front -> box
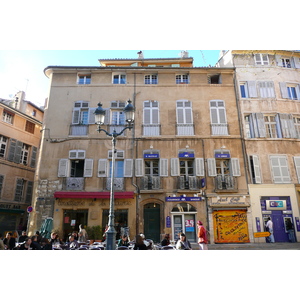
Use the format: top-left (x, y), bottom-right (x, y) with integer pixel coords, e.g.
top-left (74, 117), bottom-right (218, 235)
top-left (209, 195), bottom-right (252, 244)
top-left (53, 191), bottom-right (135, 241)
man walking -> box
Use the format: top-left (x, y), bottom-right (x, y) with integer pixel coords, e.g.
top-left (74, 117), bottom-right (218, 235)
top-left (266, 217), bottom-right (275, 243)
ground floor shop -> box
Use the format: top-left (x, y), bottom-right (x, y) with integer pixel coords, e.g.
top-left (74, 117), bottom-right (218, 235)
top-left (249, 184), bottom-right (300, 243)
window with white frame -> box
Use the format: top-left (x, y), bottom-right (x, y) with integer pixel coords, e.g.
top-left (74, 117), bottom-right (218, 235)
top-left (176, 100), bottom-right (194, 135)
top-left (145, 74), bottom-right (158, 84)
top-left (240, 82), bottom-right (249, 98)
top-left (258, 81), bottom-right (275, 98)
top-left (113, 74), bottom-right (126, 84)
top-left (0, 135), bottom-right (8, 158)
top-left (77, 74), bottom-right (91, 85)
top-left (254, 54), bottom-right (269, 65)
top-left (279, 82), bottom-right (300, 100)
top-left (143, 100), bottom-right (160, 136)
top-left (20, 143), bottom-right (30, 165)
top-left (264, 115), bottom-right (278, 138)
top-left (210, 100), bottom-right (228, 135)
top-left (293, 117), bottom-right (300, 138)
top-left (176, 74), bottom-right (189, 84)
top-left (72, 101), bottom-right (90, 125)
top-left (269, 155), bottom-right (291, 183)
top-left (249, 155), bottom-right (262, 184)
top-left (2, 110), bottom-right (14, 124)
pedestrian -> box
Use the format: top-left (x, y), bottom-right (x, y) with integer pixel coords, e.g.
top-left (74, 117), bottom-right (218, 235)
top-left (50, 232), bottom-right (62, 248)
top-left (161, 233), bottom-right (171, 246)
top-left (3, 232), bottom-right (16, 250)
top-left (31, 235), bottom-right (42, 250)
top-left (19, 238), bottom-right (32, 250)
top-left (78, 224), bottom-right (88, 243)
top-left (285, 219), bottom-right (296, 243)
top-left (133, 235), bottom-right (147, 250)
top-left (0, 233), bottom-right (5, 250)
top-left (68, 235), bottom-right (79, 249)
top-left (18, 231), bottom-right (28, 243)
top-left (197, 221), bottom-right (208, 250)
top-left (117, 235), bottom-right (130, 248)
top-left (176, 233), bottom-right (192, 250)
top-left (35, 231), bottom-right (42, 244)
top-left (265, 217), bottom-right (275, 243)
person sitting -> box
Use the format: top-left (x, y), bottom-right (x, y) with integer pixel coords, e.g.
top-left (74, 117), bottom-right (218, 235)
top-left (31, 235), bottom-right (42, 250)
top-left (133, 235), bottom-right (147, 250)
top-left (35, 231), bottom-right (42, 244)
top-left (3, 232), bottom-right (16, 250)
top-left (68, 235), bottom-right (79, 249)
top-left (18, 231), bottom-right (28, 243)
top-left (176, 233), bottom-right (192, 250)
top-left (161, 233), bottom-right (170, 246)
top-left (19, 238), bottom-right (32, 250)
top-left (117, 235), bottom-right (130, 248)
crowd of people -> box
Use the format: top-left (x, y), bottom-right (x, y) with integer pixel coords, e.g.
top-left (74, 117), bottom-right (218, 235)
top-left (0, 221), bottom-right (209, 250)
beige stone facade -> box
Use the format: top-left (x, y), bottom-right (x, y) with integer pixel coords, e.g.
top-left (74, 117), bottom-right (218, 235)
top-left (29, 54), bottom-right (250, 243)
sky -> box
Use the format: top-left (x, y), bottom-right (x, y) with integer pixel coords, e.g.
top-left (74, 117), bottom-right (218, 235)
top-left (0, 50), bottom-right (221, 106)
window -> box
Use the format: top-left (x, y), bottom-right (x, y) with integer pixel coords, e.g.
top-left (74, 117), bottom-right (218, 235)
top-left (244, 115), bottom-right (252, 138)
top-left (113, 74), bottom-right (126, 84)
top-left (145, 75), bottom-right (158, 84)
top-left (25, 120), bottom-right (35, 134)
top-left (288, 86), bottom-right (297, 100)
top-left (258, 81), bottom-right (275, 98)
top-left (0, 135), bottom-right (8, 158)
top-left (176, 100), bottom-right (194, 135)
top-left (270, 155), bottom-right (291, 183)
top-left (58, 156), bottom-right (94, 178)
top-left (280, 82), bottom-right (300, 100)
top-left (208, 74), bottom-right (221, 84)
top-left (176, 74), bottom-right (189, 84)
top-left (111, 111), bottom-right (125, 126)
top-left (14, 178), bottom-right (24, 202)
top-left (249, 155), bottom-right (262, 184)
top-left (72, 102), bottom-right (91, 125)
top-left (20, 144), bottom-right (30, 165)
top-left (143, 101), bottom-right (160, 136)
top-left (254, 54), bottom-right (269, 65)
top-left (3, 110), bottom-right (14, 124)
top-left (294, 117), bottom-right (300, 138)
top-left (264, 115), bottom-right (278, 138)
top-left (78, 74), bottom-right (91, 84)
top-left (240, 82), bottom-right (249, 98)
top-left (210, 100), bottom-right (228, 135)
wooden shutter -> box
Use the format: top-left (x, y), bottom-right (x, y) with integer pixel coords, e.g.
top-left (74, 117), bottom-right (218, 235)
top-left (84, 159), bottom-right (94, 177)
top-left (252, 155), bottom-right (262, 184)
top-left (248, 81), bottom-right (258, 98)
top-left (171, 158), bottom-right (180, 176)
top-left (255, 113), bottom-right (266, 138)
top-left (231, 158), bottom-right (241, 176)
top-left (88, 107), bottom-right (97, 124)
top-left (135, 159), bottom-right (144, 177)
top-left (14, 178), bottom-right (24, 202)
top-left (72, 108), bottom-right (80, 124)
top-left (124, 159), bottom-right (133, 177)
top-left (270, 156), bottom-right (291, 183)
top-left (25, 181), bottom-right (33, 204)
top-left (98, 159), bottom-right (108, 177)
top-left (207, 158), bottom-right (217, 176)
top-left (195, 158), bottom-right (204, 177)
top-left (279, 82), bottom-right (289, 98)
top-left (30, 146), bottom-right (37, 168)
top-left (159, 159), bottom-right (168, 177)
top-left (14, 141), bottom-right (23, 163)
top-left (58, 159), bottom-right (69, 177)
top-left (293, 157), bottom-right (300, 183)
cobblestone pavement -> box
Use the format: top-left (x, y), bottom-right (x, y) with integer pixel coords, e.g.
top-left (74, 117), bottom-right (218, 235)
top-left (190, 242), bottom-right (300, 250)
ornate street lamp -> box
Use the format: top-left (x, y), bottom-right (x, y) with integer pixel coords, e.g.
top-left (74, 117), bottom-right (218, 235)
top-left (94, 99), bottom-right (135, 250)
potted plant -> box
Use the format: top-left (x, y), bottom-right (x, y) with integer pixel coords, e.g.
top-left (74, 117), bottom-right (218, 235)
top-left (86, 225), bottom-right (102, 243)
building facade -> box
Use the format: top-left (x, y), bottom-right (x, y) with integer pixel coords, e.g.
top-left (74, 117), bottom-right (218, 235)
top-left (217, 50), bottom-right (300, 243)
top-left (29, 52), bottom-right (251, 243)
top-left (0, 91), bottom-right (43, 235)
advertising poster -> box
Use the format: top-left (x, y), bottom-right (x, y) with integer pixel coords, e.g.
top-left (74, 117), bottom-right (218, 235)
top-left (213, 210), bottom-right (250, 243)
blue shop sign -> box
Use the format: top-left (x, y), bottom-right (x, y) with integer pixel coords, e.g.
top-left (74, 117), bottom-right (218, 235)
top-left (166, 216), bottom-right (171, 228)
top-left (144, 154), bottom-right (160, 159)
top-left (166, 197), bottom-right (202, 202)
top-left (215, 153), bottom-right (231, 158)
top-left (179, 152), bottom-right (195, 158)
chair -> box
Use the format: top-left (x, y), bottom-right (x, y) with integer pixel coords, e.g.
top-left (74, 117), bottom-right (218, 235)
top-left (161, 246), bottom-right (175, 250)
top-left (117, 246), bottom-right (129, 250)
top-left (90, 247), bottom-right (101, 250)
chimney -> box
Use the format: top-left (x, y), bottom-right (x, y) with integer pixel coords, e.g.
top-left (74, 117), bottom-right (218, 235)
top-left (137, 51), bottom-right (144, 59)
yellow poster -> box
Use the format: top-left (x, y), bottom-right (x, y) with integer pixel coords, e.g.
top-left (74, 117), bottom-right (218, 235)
top-left (213, 210), bottom-right (250, 243)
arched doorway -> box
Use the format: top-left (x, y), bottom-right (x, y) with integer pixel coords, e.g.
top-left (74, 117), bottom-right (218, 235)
top-left (144, 203), bottom-right (160, 242)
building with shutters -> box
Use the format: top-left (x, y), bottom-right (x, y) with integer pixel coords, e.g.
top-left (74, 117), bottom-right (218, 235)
top-left (28, 52), bottom-right (251, 244)
top-left (0, 91), bottom-right (43, 235)
top-left (217, 50), bottom-right (300, 243)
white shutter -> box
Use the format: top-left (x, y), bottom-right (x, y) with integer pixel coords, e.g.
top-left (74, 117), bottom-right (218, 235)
top-left (195, 158), bottom-right (204, 177)
top-left (84, 159), bottom-right (94, 177)
top-left (231, 158), bottom-right (241, 176)
top-left (294, 57), bottom-right (300, 69)
top-left (88, 107), bottom-right (97, 124)
top-left (262, 54), bottom-right (269, 65)
top-left (254, 54), bottom-right (262, 65)
top-left (58, 159), bottom-right (69, 177)
top-left (279, 113), bottom-right (291, 138)
top-left (293, 157), bottom-right (300, 183)
top-left (207, 158), bottom-right (217, 177)
top-left (255, 113), bottom-right (266, 138)
top-left (72, 108), bottom-right (80, 124)
top-left (252, 155), bottom-right (262, 183)
top-left (143, 108), bottom-right (151, 124)
top-left (98, 159), bottom-right (108, 177)
top-left (248, 81), bottom-right (258, 98)
top-left (296, 85), bottom-right (300, 100)
top-left (171, 158), bottom-right (180, 176)
top-left (270, 156), bottom-right (291, 183)
top-left (124, 159), bottom-right (133, 177)
top-left (159, 159), bottom-right (168, 177)
top-left (135, 159), bottom-right (144, 177)
top-left (275, 55), bottom-right (283, 67)
top-left (279, 82), bottom-right (289, 98)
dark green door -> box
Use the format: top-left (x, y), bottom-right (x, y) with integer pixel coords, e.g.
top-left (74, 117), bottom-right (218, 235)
top-left (144, 203), bottom-right (160, 243)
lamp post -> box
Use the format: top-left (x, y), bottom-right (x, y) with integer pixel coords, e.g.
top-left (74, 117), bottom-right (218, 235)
top-left (94, 99), bottom-right (135, 250)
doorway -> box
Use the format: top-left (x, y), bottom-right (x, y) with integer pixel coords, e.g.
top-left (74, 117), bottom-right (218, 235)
top-left (144, 203), bottom-right (160, 243)
top-left (63, 209), bottom-right (88, 240)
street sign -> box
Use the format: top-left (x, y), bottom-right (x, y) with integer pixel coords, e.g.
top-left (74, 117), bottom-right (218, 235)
top-left (253, 232), bottom-right (270, 238)
top-left (27, 206), bottom-right (33, 213)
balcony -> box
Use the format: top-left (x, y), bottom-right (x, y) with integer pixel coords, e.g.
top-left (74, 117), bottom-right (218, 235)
top-left (104, 178), bottom-right (124, 191)
top-left (142, 124), bottom-right (161, 136)
top-left (211, 124), bottom-right (229, 136)
top-left (214, 175), bottom-right (238, 192)
top-left (176, 176), bottom-right (199, 190)
top-left (107, 125), bottom-right (126, 136)
top-left (69, 125), bottom-right (88, 136)
top-left (64, 177), bottom-right (85, 191)
top-left (138, 176), bottom-right (161, 191)
top-left (176, 124), bottom-right (194, 136)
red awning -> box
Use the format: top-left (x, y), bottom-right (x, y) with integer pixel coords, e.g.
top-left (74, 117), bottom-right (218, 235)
top-left (54, 191), bottom-right (134, 199)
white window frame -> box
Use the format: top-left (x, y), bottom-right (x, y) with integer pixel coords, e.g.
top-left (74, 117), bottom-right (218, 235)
top-left (269, 155), bottom-right (291, 183)
top-left (3, 110), bottom-right (14, 124)
top-left (145, 74), bottom-right (158, 84)
top-left (77, 74), bottom-right (91, 85)
top-left (293, 116), bottom-right (300, 138)
top-left (176, 100), bottom-right (194, 136)
top-left (176, 74), bottom-right (189, 84)
top-left (20, 143), bottom-right (30, 165)
top-left (210, 100), bottom-right (228, 135)
top-left (239, 82), bottom-right (249, 98)
top-left (254, 54), bottom-right (269, 65)
top-left (0, 135), bottom-right (8, 158)
top-left (249, 155), bottom-right (262, 184)
top-left (113, 74), bottom-right (126, 84)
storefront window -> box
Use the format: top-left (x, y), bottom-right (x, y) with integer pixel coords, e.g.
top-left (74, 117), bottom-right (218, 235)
top-left (102, 209), bottom-right (128, 240)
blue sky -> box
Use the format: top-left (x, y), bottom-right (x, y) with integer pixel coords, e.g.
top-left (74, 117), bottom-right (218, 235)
top-left (0, 50), bottom-right (221, 106)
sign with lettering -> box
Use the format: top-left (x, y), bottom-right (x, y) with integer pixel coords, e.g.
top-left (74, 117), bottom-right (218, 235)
top-left (254, 232), bottom-right (271, 238)
top-left (179, 152), bottom-right (194, 158)
top-left (166, 216), bottom-right (171, 228)
top-left (266, 200), bottom-right (286, 210)
top-left (215, 153), bottom-right (231, 158)
top-left (144, 154), bottom-right (159, 159)
top-left (166, 197), bottom-right (202, 202)
top-left (211, 196), bottom-right (248, 206)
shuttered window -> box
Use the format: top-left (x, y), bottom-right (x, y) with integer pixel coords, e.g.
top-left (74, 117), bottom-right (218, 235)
top-left (254, 54), bottom-right (269, 65)
top-left (249, 155), bottom-right (262, 184)
top-left (270, 155), bottom-right (291, 183)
